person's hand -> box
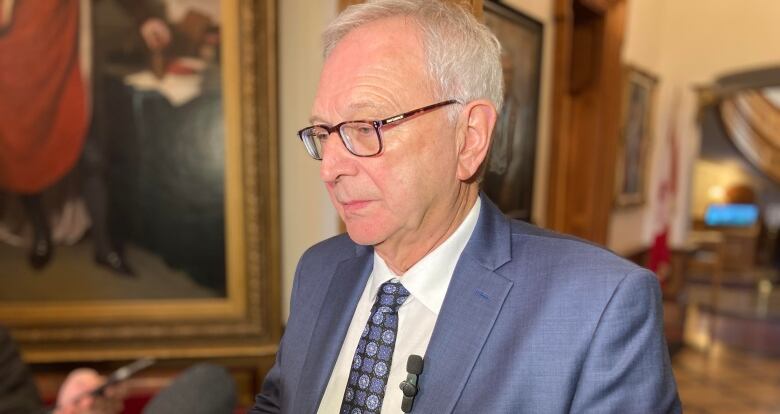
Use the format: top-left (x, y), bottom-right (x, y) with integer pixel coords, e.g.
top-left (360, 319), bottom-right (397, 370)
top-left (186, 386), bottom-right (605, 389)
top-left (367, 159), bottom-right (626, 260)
top-left (140, 18), bottom-right (171, 51)
top-left (54, 368), bottom-right (125, 414)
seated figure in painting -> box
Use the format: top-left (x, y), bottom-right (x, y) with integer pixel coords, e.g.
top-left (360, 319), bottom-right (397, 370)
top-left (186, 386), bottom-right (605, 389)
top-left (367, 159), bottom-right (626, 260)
top-left (0, 0), bottom-right (178, 276)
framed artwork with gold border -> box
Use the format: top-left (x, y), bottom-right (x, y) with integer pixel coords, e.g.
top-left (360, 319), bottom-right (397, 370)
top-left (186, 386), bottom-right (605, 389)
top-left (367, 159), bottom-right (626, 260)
top-left (0, 0), bottom-right (279, 363)
top-left (615, 65), bottom-right (658, 207)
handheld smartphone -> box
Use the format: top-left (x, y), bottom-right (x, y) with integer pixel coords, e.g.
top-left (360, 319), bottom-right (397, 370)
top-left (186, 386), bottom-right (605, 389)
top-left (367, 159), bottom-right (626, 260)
top-left (90, 357), bottom-right (156, 396)
top-left (47, 358), bottom-right (156, 414)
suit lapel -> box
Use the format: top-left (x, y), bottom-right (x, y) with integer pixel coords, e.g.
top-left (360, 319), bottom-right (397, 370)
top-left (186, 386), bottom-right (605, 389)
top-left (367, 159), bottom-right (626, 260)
top-left (414, 197), bottom-right (514, 413)
top-left (293, 249), bottom-right (373, 414)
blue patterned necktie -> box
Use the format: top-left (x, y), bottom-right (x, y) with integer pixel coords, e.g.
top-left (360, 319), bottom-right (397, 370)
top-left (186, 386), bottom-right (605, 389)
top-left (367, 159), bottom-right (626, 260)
top-left (340, 279), bottom-right (410, 414)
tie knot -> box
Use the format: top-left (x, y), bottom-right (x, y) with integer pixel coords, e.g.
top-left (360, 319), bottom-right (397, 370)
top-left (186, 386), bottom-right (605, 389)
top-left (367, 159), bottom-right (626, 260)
top-left (375, 279), bottom-right (410, 313)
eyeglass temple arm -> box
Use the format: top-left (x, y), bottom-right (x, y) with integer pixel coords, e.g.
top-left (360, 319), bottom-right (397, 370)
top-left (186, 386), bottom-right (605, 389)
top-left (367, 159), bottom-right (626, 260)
top-left (378, 99), bottom-right (460, 127)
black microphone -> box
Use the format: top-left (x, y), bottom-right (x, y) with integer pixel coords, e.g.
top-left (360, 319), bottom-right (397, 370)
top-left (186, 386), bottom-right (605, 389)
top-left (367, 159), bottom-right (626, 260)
top-left (399, 354), bottom-right (423, 413)
top-left (142, 363), bottom-right (237, 414)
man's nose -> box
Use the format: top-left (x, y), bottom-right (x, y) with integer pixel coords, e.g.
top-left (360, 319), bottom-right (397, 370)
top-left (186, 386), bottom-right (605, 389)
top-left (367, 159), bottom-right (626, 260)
top-left (320, 133), bottom-right (358, 183)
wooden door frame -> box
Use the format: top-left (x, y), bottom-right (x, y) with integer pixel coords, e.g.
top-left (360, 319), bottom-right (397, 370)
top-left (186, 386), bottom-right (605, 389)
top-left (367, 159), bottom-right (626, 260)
top-left (546, 0), bottom-right (626, 244)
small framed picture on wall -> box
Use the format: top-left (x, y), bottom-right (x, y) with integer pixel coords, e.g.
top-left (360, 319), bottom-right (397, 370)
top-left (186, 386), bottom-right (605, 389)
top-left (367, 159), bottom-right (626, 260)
top-left (615, 65), bottom-right (658, 207)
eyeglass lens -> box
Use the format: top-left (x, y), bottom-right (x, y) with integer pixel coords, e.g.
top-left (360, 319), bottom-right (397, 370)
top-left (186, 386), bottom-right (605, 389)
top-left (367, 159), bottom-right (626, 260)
top-left (302, 122), bottom-right (380, 159)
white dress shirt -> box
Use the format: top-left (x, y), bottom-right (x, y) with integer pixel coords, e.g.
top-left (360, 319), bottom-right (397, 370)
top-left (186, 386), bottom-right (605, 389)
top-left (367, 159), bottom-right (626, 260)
top-left (318, 198), bottom-right (482, 413)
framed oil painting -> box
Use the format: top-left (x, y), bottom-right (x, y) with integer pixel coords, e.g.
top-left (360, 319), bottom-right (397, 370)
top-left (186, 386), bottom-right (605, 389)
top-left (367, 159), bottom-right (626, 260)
top-left (615, 65), bottom-right (658, 207)
top-left (0, 0), bottom-right (279, 362)
top-left (482, 1), bottom-right (543, 222)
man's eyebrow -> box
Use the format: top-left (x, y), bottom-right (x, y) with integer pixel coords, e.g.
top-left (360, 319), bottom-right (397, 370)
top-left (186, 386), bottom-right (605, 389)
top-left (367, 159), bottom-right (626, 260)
top-left (308, 115), bottom-right (327, 125)
top-left (308, 101), bottom-right (390, 125)
top-left (348, 101), bottom-right (384, 113)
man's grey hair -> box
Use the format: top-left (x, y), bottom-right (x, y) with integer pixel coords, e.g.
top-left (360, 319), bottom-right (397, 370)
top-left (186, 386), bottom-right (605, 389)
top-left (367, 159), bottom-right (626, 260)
top-left (322, 0), bottom-right (504, 120)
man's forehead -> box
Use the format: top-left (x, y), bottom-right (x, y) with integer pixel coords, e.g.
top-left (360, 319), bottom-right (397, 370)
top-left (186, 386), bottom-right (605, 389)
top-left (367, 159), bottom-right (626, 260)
top-left (311, 17), bottom-right (433, 122)
top-left (309, 101), bottom-right (390, 124)
top-left (323, 17), bottom-right (424, 71)
top-left (340, 15), bottom-right (420, 48)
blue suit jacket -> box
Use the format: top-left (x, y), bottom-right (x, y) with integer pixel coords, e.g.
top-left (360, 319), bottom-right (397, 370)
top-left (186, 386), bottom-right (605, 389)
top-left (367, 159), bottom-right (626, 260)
top-left (251, 199), bottom-right (681, 413)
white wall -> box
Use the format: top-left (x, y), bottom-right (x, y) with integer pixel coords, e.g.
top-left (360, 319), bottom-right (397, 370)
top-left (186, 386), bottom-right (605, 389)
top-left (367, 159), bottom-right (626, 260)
top-left (278, 0), bottom-right (554, 321)
top-left (279, 0), bottom-right (340, 322)
top-left (608, 0), bottom-right (780, 255)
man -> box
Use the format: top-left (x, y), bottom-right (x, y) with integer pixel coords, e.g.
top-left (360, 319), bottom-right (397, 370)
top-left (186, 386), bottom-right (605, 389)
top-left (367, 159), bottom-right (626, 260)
top-left (0, 325), bottom-right (43, 413)
top-left (252, 0), bottom-right (680, 412)
top-left (0, 326), bottom-right (123, 414)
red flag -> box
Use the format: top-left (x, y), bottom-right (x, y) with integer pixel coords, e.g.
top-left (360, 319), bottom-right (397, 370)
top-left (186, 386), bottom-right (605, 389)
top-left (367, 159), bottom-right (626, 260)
top-left (647, 92), bottom-right (680, 285)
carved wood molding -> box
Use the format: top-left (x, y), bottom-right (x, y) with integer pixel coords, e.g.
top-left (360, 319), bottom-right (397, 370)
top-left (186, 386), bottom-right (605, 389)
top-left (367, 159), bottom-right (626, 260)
top-left (576, 0), bottom-right (620, 14)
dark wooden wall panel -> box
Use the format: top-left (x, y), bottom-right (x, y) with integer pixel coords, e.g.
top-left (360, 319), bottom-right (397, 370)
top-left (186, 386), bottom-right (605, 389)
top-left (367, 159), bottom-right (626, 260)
top-left (547, 0), bottom-right (626, 244)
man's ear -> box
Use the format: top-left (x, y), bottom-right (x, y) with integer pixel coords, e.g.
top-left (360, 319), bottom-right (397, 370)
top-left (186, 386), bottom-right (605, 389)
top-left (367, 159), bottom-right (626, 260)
top-left (455, 99), bottom-right (497, 181)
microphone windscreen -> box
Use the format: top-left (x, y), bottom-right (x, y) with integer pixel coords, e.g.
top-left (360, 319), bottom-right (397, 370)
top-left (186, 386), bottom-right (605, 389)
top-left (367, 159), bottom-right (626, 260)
top-left (406, 355), bottom-right (423, 375)
top-left (142, 363), bottom-right (236, 414)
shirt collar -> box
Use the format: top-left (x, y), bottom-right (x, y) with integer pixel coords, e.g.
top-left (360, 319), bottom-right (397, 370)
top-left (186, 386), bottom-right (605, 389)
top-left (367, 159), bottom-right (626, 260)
top-left (370, 197), bottom-right (482, 315)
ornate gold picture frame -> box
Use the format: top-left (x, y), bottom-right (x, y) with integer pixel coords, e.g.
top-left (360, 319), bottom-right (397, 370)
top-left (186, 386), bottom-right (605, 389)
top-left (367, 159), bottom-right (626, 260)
top-left (0, 0), bottom-right (279, 363)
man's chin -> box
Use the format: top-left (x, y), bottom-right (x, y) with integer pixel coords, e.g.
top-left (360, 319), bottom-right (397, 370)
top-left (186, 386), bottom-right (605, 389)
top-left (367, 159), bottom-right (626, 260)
top-left (343, 223), bottom-right (384, 247)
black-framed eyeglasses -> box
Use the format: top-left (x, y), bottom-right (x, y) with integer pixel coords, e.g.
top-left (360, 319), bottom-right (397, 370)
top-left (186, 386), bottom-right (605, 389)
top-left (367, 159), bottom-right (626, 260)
top-left (297, 99), bottom-right (459, 160)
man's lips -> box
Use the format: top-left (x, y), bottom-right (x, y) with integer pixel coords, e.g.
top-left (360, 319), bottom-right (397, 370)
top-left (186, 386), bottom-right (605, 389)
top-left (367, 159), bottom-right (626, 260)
top-left (340, 199), bottom-right (372, 212)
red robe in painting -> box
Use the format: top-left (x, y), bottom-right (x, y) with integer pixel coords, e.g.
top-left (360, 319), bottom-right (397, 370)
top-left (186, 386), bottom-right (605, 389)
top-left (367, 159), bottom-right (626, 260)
top-left (0, 0), bottom-right (88, 194)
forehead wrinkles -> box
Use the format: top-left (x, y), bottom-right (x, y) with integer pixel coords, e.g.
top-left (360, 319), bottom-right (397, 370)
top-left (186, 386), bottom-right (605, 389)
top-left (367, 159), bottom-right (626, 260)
top-left (344, 75), bottom-right (411, 112)
top-left (311, 80), bottom-right (401, 124)
top-left (313, 24), bottom-right (434, 123)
